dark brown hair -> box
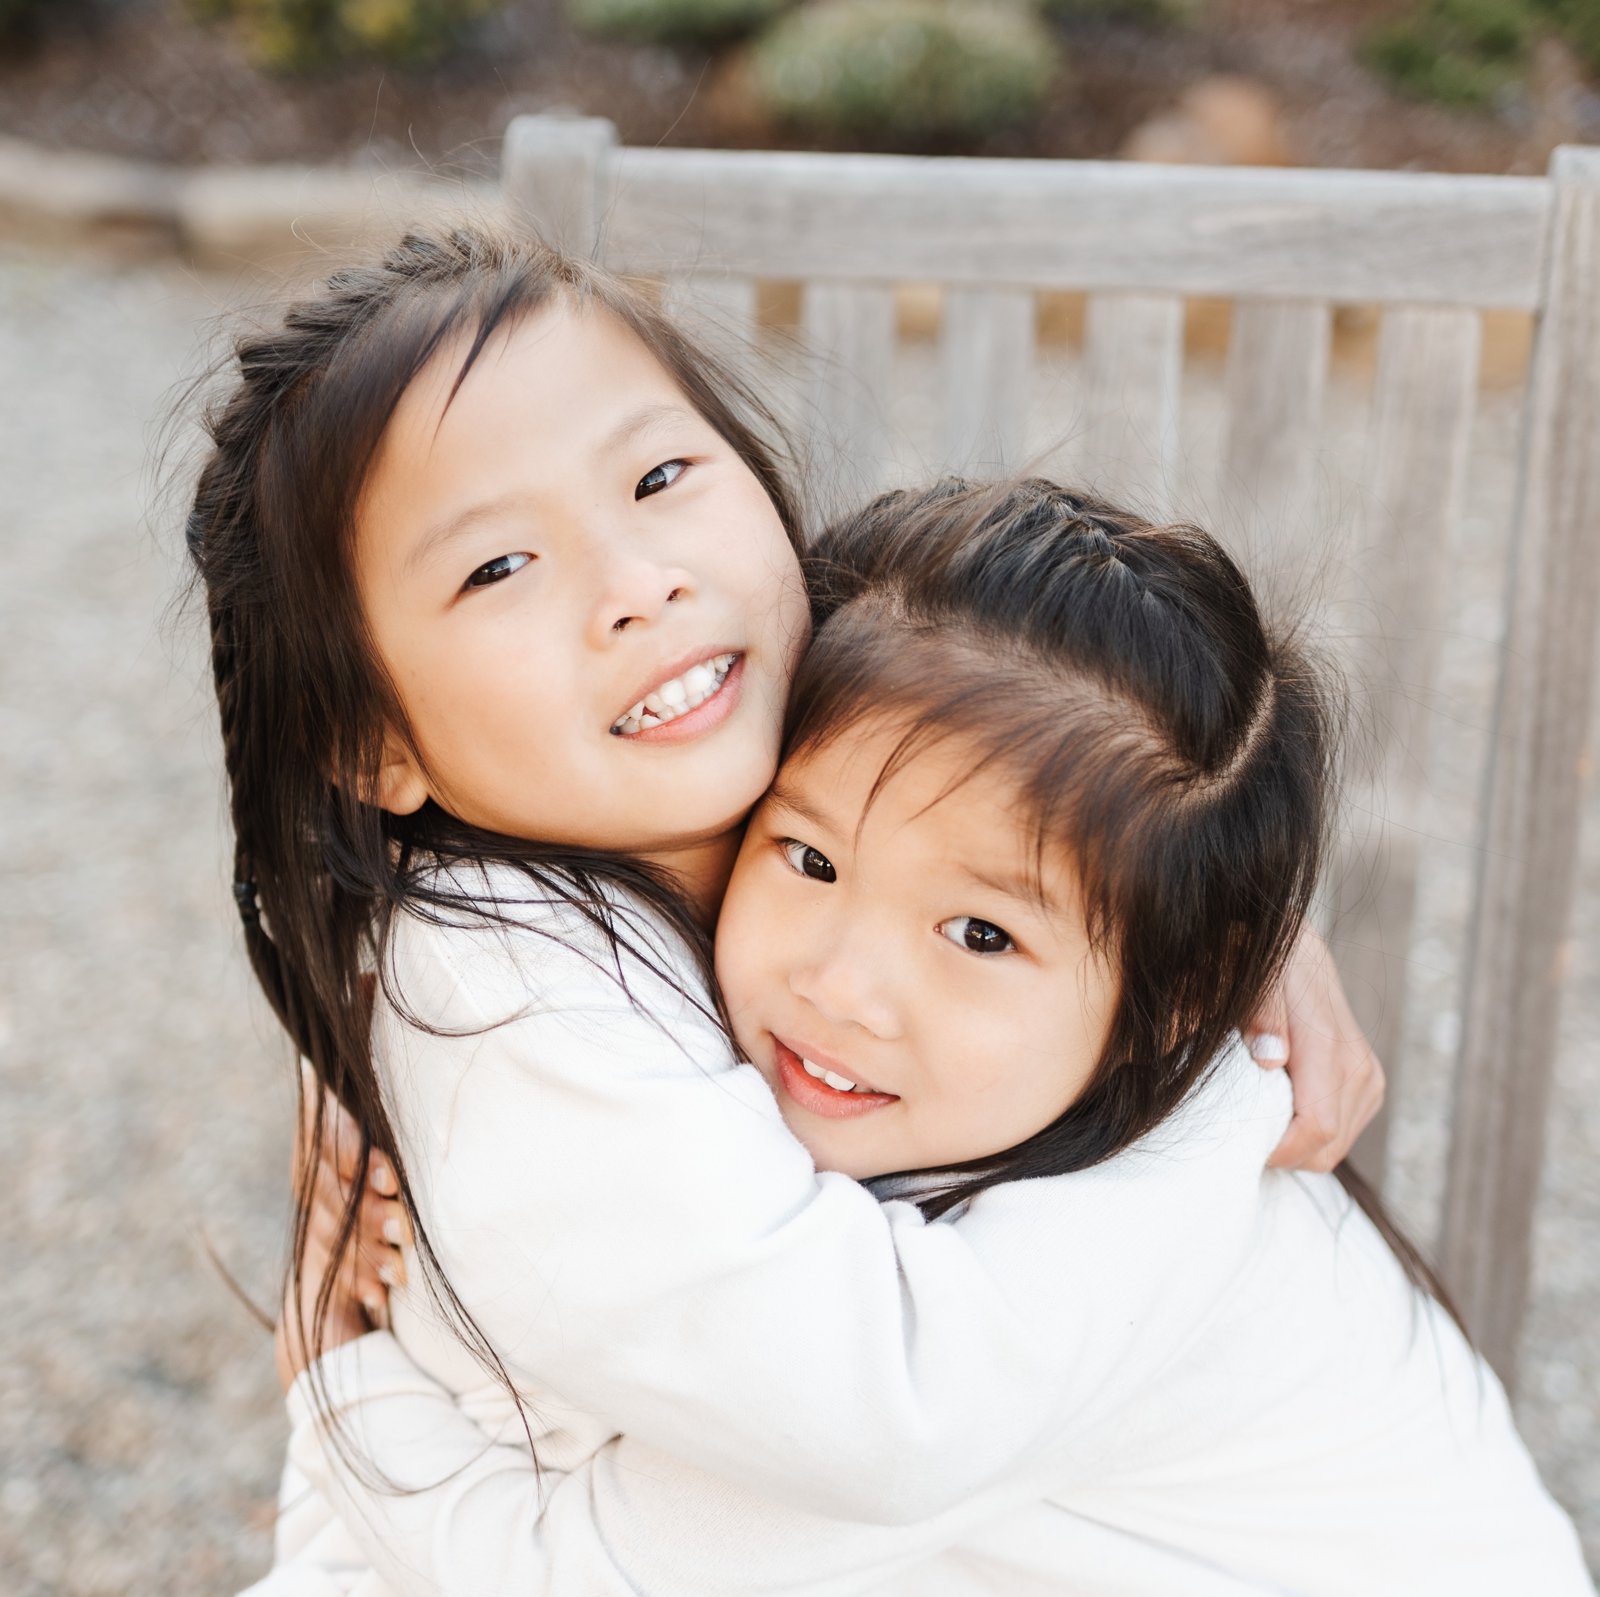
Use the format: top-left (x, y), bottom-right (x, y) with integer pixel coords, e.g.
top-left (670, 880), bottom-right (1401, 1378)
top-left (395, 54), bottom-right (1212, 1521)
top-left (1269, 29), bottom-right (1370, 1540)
top-left (185, 225), bottom-right (802, 1412)
top-left (793, 478), bottom-right (1459, 1325)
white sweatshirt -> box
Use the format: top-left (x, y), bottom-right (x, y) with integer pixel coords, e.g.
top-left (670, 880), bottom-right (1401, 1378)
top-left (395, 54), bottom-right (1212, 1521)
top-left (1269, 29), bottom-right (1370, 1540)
top-left (247, 869), bottom-right (1592, 1596)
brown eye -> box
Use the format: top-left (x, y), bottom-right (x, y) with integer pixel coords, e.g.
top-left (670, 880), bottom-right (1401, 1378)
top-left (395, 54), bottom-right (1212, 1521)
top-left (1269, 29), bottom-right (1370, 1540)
top-left (780, 839), bottom-right (836, 883)
top-left (464, 552), bottom-right (532, 590)
top-left (939, 917), bottom-right (1014, 956)
top-left (636, 460), bottom-right (688, 500)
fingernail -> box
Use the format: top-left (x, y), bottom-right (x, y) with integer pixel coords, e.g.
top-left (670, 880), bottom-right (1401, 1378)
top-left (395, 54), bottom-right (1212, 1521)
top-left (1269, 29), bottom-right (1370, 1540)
top-left (377, 1262), bottom-right (397, 1287)
top-left (381, 1216), bottom-right (405, 1247)
top-left (370, 1163), bottom-right (397, 1196)
top-left (1250, 1032), bottom-right (1290, 1063)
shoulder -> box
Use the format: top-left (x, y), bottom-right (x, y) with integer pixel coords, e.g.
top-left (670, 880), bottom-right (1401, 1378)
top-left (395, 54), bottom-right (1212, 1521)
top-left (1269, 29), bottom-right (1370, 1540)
top-left (956, 1038), bottom-right (1287, 1246)
top-left (383, 858), bottom-right (716, 1036)
top-left (1129, 1034), bottom-right (1293, 1173)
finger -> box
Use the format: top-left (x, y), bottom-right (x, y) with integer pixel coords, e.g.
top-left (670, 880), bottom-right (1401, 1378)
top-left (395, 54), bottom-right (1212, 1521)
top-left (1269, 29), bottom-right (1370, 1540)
top-left (1266, 1098), bottom-right (1340, 1170)
top-left (1247, 1030), bottom-right (1291, 1070)
top-left (1245, 985), bottom-right (1292, 1071)
top-left (357, 1193), bottom-right (411, 1288)
top-left (349, 1256), bottom-right (394, 1307)
top-left (325, 1093), bottom-right (365, 1186)
top-left (327, 1240), bottom-right (389, 1333)
top-left (305, 1161), bottom-right (354, 1253)
top-left (360, 1190), bottom-right (412, 1247)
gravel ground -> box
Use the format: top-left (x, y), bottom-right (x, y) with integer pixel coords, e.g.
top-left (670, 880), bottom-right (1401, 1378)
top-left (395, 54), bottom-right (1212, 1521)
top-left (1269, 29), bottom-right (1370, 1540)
top-left (0, 242), bottom-right (1594, 1594)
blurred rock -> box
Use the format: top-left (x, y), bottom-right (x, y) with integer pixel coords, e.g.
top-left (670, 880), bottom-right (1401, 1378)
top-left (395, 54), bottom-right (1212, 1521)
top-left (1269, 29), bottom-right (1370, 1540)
top-left (1120, 74), bottom-right (1290, 167)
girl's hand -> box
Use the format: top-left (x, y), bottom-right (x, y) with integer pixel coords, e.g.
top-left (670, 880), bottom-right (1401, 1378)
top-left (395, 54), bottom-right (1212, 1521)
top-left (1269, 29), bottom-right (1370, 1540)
top-left (1247, 925), bottom-right (1386, 1172)
top-left (300, 1067), bottom-right (412, 1317)
top-left (274, 1068), bottom-right (413, 1393)
top-left (273, 1225), bottom-right (374, 1394)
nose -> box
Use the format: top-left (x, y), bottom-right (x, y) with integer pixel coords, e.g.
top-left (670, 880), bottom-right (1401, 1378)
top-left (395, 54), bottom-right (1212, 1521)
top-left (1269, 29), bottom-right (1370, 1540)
top-left (788, 928), bottom-right (901, 1043)
top-left (586, 537), bottom-right (696, 646)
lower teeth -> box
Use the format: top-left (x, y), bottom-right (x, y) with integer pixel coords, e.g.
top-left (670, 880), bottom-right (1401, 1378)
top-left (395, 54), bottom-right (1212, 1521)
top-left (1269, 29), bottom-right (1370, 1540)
top-left (614, 658), bottom-right (733, 736)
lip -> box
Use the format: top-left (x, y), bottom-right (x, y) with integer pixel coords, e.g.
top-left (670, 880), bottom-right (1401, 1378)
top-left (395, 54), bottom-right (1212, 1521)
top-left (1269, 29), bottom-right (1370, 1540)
top-left (611, 648), bottom-right (745, 745)
top-left (772, 1037), bottom-right (899, 1121)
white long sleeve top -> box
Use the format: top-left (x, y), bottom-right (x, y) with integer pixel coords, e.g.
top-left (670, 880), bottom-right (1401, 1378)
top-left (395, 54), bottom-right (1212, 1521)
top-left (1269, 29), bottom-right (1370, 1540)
top-left (248, 869), bottom-right (1592, 1596)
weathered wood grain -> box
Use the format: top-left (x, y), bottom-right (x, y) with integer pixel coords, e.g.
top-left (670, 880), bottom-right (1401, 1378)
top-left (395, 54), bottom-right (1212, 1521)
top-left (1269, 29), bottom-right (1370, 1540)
top-left (501, 115), bottom-right (617, 259)
top-left (1332, 307), bottom-right (1482, 1186)
top-left (1073, 292), bottom-right (1185, 515)
top-left (799, 280), bottom-right (898, 522)
top-left (1440, 146), bottom-right (1600, 1385)
top-left (1218, 300), bottom-right (1331, 562)
top-left (558, 137), bottom-right (1552, 308)
top-left (660, 272), bottom-right (760, 381)
top-left (939, 287), bottom-right (1035, 473)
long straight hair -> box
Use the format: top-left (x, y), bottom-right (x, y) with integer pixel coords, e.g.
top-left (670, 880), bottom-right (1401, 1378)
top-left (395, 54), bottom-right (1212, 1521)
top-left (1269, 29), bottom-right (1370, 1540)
top-left (792, 478), bottom-right (1461, 1324)
top-left (185, 226), bottom-right (803, 1432)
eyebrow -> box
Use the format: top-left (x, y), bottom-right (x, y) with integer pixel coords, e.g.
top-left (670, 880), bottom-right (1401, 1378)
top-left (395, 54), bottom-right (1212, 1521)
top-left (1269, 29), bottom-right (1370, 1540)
top-left (762, 778), bottom-right (836, 837)
top-left (954, 860), bottom-right (1061, 917)
top-left (404, 403), bottom-right (703, 578)
top-left (603, 402), bottom-right (701, 454)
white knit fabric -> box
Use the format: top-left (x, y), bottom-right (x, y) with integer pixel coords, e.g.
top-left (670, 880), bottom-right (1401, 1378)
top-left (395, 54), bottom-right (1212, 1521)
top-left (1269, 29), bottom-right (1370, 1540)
top-left (247, 870), bottom-right (1592, 1596)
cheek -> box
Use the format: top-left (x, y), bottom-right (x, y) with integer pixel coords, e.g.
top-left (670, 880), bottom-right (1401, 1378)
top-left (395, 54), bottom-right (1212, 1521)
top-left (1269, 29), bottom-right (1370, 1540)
top-left (739, 522), bottom-right (808, 654)
top-left (925, 990), bottom-right (1086, 1140)
top-left (714, 876), bottom-right (775, 1013)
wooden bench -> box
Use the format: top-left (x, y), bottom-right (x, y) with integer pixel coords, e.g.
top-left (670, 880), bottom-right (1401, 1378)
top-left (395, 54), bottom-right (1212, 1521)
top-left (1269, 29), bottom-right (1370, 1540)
top-left (499, 115), bottom-right (1600, 1388)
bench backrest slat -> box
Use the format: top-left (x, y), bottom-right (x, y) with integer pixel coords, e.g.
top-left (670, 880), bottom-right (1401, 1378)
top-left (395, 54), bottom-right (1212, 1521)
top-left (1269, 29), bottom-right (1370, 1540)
top-left (557, 147), bottom-right (1551, 307)
top-left (659, 271), bottom-right (760, 377)
top-left (1333, 305), bottom-right (1483, 1181)
top-left (798, 281), bottom-right (899, 520)
top-left (1075, 292), bottom-right (1185, 516)
top-left (1441, 145), bottom-right (1600, 1364)
top-left (1217, 299), bottom-right (1332, 558)
top-left (939, 286), bottom-right (1036, 474)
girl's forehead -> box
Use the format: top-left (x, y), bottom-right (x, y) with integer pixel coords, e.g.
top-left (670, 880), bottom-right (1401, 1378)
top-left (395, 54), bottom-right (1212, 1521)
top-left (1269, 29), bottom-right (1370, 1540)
top-left (396, 302), bottom-right (682, 437)
top-left (782, 722), bottom-right (1019, 843)
top-left (356, 303), bottom-right (702, 546)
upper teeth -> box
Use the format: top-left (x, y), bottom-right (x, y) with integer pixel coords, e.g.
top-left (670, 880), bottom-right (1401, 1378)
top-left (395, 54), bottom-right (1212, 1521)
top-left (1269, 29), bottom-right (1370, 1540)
top-left (801, 1057), bottom-right (871, 1094)
top-left (612, 653), bottom-right (736, 736)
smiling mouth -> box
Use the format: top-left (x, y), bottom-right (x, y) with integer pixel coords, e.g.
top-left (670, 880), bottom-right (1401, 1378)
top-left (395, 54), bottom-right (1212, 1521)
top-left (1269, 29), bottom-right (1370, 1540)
top-left (773, 1038), bottom-right (899, 1117)
top-left (611, 652), bottom-right (739, 736)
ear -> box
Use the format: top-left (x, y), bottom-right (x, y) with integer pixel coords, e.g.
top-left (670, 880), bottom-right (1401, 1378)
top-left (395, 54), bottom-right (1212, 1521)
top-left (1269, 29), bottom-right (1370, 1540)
top-left (370, 726), bottom-right (430, 816)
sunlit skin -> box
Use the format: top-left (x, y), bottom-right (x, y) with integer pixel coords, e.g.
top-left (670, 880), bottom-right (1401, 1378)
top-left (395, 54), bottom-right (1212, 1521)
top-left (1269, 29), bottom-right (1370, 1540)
top-left (715, 722), bottom-right (1121, 1181)
top-left (353, 300), bottom-right (811, 920)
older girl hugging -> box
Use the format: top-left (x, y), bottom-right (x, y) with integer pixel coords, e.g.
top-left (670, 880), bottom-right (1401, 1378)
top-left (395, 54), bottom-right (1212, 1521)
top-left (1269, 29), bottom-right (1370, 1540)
top-left (180, 227), bottom-right (1586, 1594)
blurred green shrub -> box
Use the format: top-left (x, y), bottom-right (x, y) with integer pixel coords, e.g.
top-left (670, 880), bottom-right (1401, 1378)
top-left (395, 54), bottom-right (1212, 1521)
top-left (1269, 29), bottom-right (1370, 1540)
top-left (752, 0), bottom-right (1059, 142)
top-left (191, 0), bottom-right (509, 69)
top-left (1532, 0), bottom-right (1600, 73)
top-left (1362, 0), bottom-right (1535, 107)
top-left (566, 0), bottom-right (788, 46)
top-left (1040, 0), bottom-right (1196, 22)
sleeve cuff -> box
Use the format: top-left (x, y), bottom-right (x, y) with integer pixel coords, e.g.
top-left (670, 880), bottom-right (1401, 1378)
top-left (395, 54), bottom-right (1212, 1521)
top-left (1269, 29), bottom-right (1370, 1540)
top-left (286, 1331), bottom-right (451, 1431)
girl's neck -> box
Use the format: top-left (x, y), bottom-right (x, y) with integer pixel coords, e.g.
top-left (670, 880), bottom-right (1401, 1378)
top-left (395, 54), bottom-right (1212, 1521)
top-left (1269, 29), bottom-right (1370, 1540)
top-left (641, 827), bottom-right (743, 929)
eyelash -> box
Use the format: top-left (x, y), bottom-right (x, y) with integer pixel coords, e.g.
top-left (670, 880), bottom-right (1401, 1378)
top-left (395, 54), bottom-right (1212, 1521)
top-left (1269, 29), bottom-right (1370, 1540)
top-left (461, 460), bottom-right (689, 592)
top-left (778, 838), bottom-right (837, 884)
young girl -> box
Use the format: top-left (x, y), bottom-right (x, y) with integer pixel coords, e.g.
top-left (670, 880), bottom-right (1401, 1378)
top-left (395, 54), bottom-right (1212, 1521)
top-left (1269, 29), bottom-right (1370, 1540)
top-left (181, 226), bottom-right (1404, 1588)
top-left (263, 478), bottom-right (1591, 1595)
